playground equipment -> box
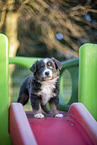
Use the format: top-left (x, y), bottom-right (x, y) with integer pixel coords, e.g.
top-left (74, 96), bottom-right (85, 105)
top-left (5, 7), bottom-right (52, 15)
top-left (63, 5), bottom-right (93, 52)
top-left (0, 34), bottom-right (97, 145)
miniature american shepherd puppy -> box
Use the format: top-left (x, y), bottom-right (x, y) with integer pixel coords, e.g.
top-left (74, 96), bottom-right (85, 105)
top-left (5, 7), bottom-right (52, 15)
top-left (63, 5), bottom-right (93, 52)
top-left (17, 57), bottom-right (63, 118)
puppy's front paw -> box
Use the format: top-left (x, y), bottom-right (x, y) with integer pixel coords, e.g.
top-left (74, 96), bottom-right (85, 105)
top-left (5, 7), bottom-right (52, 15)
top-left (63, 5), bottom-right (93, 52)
top-left (55, 114), bottom-right (63, 118)
top-left (34, 113), bottom-right (44, 119)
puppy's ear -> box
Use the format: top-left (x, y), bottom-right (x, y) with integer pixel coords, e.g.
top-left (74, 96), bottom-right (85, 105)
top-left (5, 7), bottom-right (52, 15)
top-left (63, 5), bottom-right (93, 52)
top-left (52, 57), bottom-right (62, 70)
top-left (30, 60), bottom-right (38, 73)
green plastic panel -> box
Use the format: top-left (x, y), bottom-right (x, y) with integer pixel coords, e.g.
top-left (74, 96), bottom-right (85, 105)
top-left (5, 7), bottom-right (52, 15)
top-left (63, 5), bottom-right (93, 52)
top-left (79, 43), bottom-right (97, 121)
top-left (59, 58), bottom-right (79, 111)
top-left (0, 34), bottom-right (12, 144)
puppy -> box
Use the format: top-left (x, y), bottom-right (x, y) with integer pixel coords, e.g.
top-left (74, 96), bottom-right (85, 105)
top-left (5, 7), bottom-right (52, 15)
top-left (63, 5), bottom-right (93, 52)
top-left (17, 57), bottom-right (63, 118)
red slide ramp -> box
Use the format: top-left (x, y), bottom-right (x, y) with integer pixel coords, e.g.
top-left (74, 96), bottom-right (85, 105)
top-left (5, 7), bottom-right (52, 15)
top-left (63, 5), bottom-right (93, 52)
top-left (9, 103), bottom-right (97, 145)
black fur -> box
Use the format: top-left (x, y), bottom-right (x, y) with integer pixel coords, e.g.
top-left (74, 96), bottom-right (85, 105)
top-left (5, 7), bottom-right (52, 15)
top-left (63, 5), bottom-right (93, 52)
top-left (17, 58), bottom-right (62, 117)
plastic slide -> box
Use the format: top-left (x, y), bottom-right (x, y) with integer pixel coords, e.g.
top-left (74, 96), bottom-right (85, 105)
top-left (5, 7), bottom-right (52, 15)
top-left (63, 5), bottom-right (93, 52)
top-left (9, 103), bottom-right (97, 145)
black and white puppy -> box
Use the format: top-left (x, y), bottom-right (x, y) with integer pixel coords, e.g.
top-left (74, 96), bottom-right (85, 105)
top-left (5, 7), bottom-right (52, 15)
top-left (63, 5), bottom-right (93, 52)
top-left (17, 57), bottom-right (63, 118)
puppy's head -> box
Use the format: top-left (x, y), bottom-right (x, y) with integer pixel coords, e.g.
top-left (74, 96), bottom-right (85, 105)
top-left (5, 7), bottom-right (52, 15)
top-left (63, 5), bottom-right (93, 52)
top-left (30, 58), bottom-right (62, 81)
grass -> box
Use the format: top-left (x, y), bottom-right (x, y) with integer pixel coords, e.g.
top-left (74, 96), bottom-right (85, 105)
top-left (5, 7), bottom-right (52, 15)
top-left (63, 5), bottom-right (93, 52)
top-left (9, 64), bottom-right (32, 110)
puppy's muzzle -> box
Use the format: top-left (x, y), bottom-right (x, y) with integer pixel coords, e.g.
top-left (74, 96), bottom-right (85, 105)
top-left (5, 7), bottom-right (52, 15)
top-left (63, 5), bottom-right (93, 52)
top-left (43, 70), bottom-right (52, 80)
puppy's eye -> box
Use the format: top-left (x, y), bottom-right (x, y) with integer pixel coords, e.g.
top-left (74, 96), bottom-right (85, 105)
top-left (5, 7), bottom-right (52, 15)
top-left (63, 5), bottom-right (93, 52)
top-left (47, 62), bottom-right (53, 68)
top-left (48, 62), bottom-right (51, 66)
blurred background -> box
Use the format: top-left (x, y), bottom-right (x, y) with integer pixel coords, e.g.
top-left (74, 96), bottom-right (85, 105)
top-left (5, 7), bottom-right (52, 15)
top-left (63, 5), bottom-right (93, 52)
top-left (0, 0), bottom-right (97, 109)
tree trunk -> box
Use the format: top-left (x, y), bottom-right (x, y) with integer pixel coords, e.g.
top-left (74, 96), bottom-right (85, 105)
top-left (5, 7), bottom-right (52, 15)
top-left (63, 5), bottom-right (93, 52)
top-left (5, 12), bottom-right (20, 57)
top-left (5, 12), bottom-right (20, 102)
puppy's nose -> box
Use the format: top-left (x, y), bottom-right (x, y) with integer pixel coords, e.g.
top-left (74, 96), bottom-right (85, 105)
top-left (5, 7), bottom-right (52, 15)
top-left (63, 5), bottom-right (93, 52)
top-left (45, 71), bottom-right (49, 76)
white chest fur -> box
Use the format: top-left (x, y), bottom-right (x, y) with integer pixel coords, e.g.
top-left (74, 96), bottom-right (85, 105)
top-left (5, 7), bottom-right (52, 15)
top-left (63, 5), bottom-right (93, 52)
top-left (40, 78), bottom-right (58, 105)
